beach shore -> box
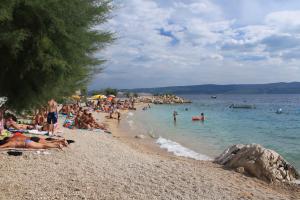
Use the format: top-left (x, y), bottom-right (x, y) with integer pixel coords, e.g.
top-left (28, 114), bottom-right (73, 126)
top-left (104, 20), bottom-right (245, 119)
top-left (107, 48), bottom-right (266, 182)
top-left (0, 110), bottom-right (299, 200)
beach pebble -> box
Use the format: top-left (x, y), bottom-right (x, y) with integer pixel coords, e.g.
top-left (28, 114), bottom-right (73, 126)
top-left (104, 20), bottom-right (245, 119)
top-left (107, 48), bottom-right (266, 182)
top-left (236, 167), bottom-right (245, 174)
top-left (135, 134), bottom-right (145, 139)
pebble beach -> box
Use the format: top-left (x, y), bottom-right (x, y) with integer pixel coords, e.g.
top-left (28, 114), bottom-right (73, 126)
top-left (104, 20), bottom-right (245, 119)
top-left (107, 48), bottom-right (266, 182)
top-left (0, 112), bottom-right (299, 200)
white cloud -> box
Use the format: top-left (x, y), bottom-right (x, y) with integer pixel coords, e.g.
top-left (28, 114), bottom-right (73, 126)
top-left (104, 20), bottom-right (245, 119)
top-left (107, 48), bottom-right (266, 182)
top-left (265, 10), bottom-right (300, 29)
top-left (89, 1), bottom-right (300, 89)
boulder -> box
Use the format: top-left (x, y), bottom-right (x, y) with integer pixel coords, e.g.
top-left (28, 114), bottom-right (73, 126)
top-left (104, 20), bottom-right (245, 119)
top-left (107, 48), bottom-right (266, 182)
top-left (215, 144), bottom-right (299, 183)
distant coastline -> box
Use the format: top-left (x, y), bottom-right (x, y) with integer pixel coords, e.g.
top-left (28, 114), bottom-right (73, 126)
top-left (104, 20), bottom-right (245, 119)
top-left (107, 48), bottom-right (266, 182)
top-left (123, 82), bottom-right (300, 94)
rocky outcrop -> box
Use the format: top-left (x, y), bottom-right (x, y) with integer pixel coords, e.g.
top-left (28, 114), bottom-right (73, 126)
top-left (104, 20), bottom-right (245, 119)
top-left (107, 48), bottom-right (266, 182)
top-left (139, 95), bottom-right (191, 104)
top-left (215, 144), bottom-right (299, 183)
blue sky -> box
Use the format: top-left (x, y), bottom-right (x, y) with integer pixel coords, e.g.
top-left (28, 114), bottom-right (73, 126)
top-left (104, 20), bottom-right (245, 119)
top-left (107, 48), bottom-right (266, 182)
top-left (89, 0), bottom-right (300, 89)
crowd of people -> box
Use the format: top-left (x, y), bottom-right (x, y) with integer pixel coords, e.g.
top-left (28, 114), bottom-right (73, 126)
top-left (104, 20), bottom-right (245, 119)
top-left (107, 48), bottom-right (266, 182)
top-left (61, 104), bottom-right (106, 130)
top-left (0, 99), bottom-right (69, 150)
top-left (61, 97), bottom-right (136, 130)
top-left (0, 95), bottom-right (138, 150)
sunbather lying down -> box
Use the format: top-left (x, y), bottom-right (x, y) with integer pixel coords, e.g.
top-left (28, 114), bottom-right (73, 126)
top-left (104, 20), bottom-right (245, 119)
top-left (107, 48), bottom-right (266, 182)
top-left (0, 132), bottom-right (68, 149)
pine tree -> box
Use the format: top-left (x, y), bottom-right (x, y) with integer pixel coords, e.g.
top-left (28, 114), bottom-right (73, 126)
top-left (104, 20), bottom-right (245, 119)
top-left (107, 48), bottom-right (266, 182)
top-left (0, 0), bottom-right (113, 111)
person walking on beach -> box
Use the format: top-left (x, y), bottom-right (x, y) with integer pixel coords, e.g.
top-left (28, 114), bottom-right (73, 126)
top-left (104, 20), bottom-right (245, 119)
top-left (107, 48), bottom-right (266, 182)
top-left (116, 109), bottom-right (121, 121)
top-left (47, 99), bottom-right (58, 135)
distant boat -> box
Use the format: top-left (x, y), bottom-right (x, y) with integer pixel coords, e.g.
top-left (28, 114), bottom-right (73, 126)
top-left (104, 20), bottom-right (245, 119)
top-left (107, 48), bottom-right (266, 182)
top-left (229, 104), bottom-right (256, 109)
top-left (276, 108), bottom-right (283, 114)
top-left (211, 96), bottom-right (217, 99)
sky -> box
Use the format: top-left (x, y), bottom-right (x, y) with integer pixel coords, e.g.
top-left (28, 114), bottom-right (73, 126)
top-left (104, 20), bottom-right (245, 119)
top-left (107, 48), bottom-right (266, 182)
top-left (89, 0), bottom-right (300, 90)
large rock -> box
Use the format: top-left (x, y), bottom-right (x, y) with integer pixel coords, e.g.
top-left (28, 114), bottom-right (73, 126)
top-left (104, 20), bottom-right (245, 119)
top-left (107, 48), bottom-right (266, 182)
top-left (215, 144), bottom-right (299, 183)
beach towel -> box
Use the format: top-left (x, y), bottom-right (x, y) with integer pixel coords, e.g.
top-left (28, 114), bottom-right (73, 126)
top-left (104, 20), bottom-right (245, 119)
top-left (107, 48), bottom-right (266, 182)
top-left (7, 129), bottom-right (49, 136)
top-left (17, 119), bottom-right (33, 125)
top-left (27, 130), bottom-right (49, 135)
top-left (7, 128), bottom-right (28, 133)
top-left (63, 119), bottom-right (74, 129)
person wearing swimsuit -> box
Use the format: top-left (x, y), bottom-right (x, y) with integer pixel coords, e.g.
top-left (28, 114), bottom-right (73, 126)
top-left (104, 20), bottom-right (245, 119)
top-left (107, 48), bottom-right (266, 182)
top-left (47, 99), bottom-right (58, 135)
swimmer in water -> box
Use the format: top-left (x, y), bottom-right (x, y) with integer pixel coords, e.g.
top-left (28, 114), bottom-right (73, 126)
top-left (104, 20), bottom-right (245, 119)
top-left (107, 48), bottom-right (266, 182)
top-left (200, 113), bottom-right (205, 121)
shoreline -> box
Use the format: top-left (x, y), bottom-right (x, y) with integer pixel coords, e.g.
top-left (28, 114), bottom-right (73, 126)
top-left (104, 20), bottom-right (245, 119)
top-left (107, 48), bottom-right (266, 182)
top-left (0, 108), bottom-right (299, 199)
top-left (103, 105), bottom-right (300, 196)
top-left (107, 103), bottom-right (224, 163)
top-left (104, 103), bottom-right (176, 159)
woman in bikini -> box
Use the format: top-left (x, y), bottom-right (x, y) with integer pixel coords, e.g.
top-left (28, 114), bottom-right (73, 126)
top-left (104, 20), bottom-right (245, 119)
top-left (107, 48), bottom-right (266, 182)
top-left (0, 132), bottom-right (67, 149)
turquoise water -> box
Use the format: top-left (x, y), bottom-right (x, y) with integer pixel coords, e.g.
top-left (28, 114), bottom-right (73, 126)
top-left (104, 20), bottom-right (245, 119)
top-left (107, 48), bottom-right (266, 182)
top-left (127, 94), bottom-right (300, 170)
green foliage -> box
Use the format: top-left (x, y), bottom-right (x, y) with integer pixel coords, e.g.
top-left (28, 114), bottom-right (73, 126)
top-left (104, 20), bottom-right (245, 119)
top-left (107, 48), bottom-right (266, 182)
top-left (0, 0), bottom-right (113, 111)
top-left (103, 88), bottom-right (117, 96)
top-left (81, 88), bottom-right (88, 97)
top-left (90, 88), bottom-right (117, 96)
top-left (91, 90), bottom-right (101, 96)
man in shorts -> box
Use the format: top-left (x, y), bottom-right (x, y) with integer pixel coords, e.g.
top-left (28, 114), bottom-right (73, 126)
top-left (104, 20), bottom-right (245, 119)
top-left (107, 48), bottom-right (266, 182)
top-left (47, 99), bottom-right (58, 135)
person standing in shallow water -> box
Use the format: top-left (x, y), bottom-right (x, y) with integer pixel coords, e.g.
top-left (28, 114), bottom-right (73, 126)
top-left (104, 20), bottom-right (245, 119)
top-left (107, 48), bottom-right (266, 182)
top-left (47, 99), bottom-right (58, 135)
top-left (200, 113), bottom-right (205, 121)
top-left (173, 111), bottom-right (178, 122)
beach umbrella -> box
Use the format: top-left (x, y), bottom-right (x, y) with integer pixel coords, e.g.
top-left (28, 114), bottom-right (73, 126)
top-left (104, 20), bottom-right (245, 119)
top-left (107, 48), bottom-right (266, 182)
top-left (108, 94), bottom-right (116, 98)
top-left (107, 96), bottom-right (113, 101)
top-left (91, 94), bottom-right (107, 100)
top-left (91, 94), bottom-right (102, 99)
top-left (71, 95), bottom-right (81, 100)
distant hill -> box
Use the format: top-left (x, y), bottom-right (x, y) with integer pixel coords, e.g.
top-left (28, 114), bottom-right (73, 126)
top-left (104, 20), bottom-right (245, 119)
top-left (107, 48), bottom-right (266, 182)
top-left (124, 82), bottom-right (300, 94)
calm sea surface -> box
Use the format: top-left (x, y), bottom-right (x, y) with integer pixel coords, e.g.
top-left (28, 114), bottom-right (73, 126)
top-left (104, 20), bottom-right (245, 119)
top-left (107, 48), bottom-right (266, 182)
top-left (125, 94), bottom-right (300, 170)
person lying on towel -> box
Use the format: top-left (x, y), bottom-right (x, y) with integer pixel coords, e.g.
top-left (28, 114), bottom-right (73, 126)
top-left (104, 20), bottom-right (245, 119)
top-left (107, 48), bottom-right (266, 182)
top-left (0, 132), bottom-right (68, 149)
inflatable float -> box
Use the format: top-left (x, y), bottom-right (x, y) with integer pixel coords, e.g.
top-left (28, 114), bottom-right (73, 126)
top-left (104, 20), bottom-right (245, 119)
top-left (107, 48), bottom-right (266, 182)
top-left (192, 116), bottom-right (204, 121)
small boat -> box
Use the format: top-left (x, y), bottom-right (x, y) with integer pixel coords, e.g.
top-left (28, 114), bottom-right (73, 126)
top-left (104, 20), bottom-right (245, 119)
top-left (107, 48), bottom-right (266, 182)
top-left (229, 104), bottom-right (256, 109)
top-left (211, 96), bottom-right (217, 99)
top-left (276, 108), bottom-right (283, 114)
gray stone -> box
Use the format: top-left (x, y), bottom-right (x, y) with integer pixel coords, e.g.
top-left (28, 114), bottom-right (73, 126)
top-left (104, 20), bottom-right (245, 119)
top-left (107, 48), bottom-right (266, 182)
top-left (215, 144), bottom-right (299, 183)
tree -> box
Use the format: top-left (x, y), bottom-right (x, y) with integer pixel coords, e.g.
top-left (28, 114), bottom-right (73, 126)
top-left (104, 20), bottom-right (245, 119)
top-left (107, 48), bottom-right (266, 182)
top-left (0, 0), bottom-right (113, 111)
top-left (103, 88), bottom-right (117, 96)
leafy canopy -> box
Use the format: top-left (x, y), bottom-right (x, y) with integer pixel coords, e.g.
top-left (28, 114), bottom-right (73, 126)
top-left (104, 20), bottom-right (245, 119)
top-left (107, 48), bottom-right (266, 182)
top-left (91, 88), bottom-right (118, 96)
top-left (0, 0), bottom-right (113, 111)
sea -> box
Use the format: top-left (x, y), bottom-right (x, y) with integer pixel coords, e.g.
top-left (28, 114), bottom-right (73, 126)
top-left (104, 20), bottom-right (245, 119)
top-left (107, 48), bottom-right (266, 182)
top-left (124, 94), bottom-right (300, 171)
